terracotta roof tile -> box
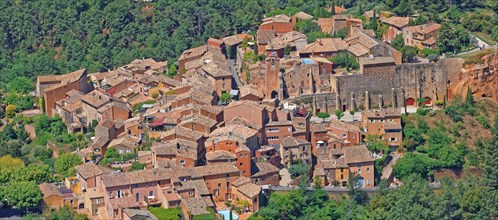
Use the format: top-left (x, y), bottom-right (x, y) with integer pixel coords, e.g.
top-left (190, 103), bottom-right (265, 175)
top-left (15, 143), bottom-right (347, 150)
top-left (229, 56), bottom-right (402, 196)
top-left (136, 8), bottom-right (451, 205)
top-left (382, 16), bottom-right (410, 28)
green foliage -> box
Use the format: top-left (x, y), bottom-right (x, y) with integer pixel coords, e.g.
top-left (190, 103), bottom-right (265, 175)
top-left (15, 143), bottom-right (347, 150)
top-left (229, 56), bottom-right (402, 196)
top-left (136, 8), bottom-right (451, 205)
top-left (100, 147), bottom-right (136, 165)
top-left (462, 13), bottom-right (494, 34)
top-left (255, 188), bottom-right (351, 219)
top-left (7, 77), bottom-right (34, 94)
top-left (0, 181), bottom-right (42, 209)
top-left (55, 153), bottom-right (82, 177)
top-left (167, 64), bottom-right (177, 78)
top-left (401, 46), bottom-right (418, 62)
top-left (444, 95), bottom-right (475, 122)
top-left (391, 34), bottom-right (404, 51)
top-left (192, 207), bottom-right (217, 220)
top-left (422, 48), bottom-right (439, 57)
top-left (330, 52), bottom-right (359, 70)
top-left (334, 28), bottom-right (347, 39)
top-left (148, 207), bottom-right (181, 220)
top-left (4, 93), bottom-right (34, 111)
top-left (129, 161), bottom-right (145, 171)
top-left (335, 109), bottom-right (344, 120)
top-left (437, 22), bottom-right (470, 54)
top-left (365, 135), bottom-right (389, 153)
top-left (316, 112), bottom-right (330, 119)
top-left (220, 92), bottom-right (232, 104)
top-left (132, 100), bottom-right (156, 114)
top-left (477, 115), bottom-right (498, 189)
top-left (288, 161), bottom-right (310, 179)
top-left (306, 32), bottom-right (333, 43)
top-left (476, 114), bottom-right (490, 128)
top-left (492, 26), bottom-right (498, 42)
top-left (44, 205), bottom-right (88, 220)
top-left (393, 153), bottom-right (435, 179)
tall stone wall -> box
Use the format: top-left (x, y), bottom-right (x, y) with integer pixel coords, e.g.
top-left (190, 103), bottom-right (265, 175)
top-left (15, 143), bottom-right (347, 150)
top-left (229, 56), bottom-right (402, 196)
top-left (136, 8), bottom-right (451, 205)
top-left (332, 62), bottom-right (450, 111)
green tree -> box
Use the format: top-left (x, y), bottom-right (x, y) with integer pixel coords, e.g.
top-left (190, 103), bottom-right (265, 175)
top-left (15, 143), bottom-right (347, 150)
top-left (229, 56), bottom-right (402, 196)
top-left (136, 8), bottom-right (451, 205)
top-left (393, 152), bottom-right (434, 179)
top-left (6, 104), bottom-right (16, 118)
top-left (129, 161), bottom-right (145, 171)
top-left (55, 153), bottom-right (83, 177)
top-left (0, 181), bottom-right (42, 209)
top-left (7, 77), bottom-right (34, 94)
top-left (316, 112), bottom-right (330, 119)
top-left (401, 46), bottom-right (418, 62)
top-left (220, 93), bottom-right (231, 104)
top-left (335, 109), bottom-right (344, 120)
top-left (437, 22), bottom-right (470, 54)
top-left (391, 34), bottom-right (404, 51)
top-left (478, 115), bottom-right (498, 189)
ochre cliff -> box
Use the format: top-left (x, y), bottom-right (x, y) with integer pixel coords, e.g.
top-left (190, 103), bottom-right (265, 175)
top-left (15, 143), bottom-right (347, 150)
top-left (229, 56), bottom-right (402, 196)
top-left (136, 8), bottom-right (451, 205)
top-left (453, 53), bottom-right (498, 102)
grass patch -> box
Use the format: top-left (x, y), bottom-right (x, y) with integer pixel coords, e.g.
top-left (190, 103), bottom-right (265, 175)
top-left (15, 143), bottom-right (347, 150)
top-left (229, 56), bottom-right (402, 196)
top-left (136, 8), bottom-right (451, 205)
top-left (148, 207), bottom-right (181, 220)
top-left (473, 32), bottom-right (498, 45)
top-left (192, 207), bottom-right (217, 220)
top-left (457, 48), bottom-right (497, 61)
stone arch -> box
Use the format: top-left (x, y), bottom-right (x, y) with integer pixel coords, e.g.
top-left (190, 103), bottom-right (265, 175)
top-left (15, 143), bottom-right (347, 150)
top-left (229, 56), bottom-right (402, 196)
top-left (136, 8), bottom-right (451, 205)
top-left (271, 90), bottom-right (278, 99)
top-left (423, 97), bottom-right (432, 106)
top-left (406, 98), bottom-right (415, 106)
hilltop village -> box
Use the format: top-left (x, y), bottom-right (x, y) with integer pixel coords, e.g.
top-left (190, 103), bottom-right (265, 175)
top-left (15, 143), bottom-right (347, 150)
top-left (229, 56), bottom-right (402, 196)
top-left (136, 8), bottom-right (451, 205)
top-left (1, 5), bottom-right (496, 220)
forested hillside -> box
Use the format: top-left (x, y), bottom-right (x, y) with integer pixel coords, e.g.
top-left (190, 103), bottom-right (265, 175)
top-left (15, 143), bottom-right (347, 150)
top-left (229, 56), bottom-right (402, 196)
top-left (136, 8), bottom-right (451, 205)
top-left (0, 0), bottom-right (496, 86)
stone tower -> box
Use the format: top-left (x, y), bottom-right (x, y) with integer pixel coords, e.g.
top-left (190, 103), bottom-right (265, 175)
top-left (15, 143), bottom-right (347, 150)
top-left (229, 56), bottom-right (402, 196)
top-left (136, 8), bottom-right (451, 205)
top-left (266, 51), bottom-right (281, 100)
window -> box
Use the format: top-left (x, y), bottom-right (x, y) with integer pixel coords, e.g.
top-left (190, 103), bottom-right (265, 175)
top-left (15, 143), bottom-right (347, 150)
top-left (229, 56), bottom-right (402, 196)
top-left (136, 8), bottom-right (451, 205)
top-left (389, 137), bottom-right (397, 142)
top-left (367, 179), bottom-right (370, 185)
top-left (342, 133), bottom-right (347, 138)
top-left (214, 189), bottom-right (219, 196)
top-left (119, 149), bottom-right (124, 154)
top-left (70, 200), bottom-right (74, 204)
top-left (370, 119), bottom-right (375, 123)
top-left (302, 146), bottom-right (306, 151)
top-left (268, 136), bottom-right (279, 140)
top-left (148, 191), bottom-right (154, 197)
top-left (366, 167), bottom-right (370, 173)
top-left (180, 160), bottom-right (186, 165)
top-left (380, 119), bottom-right (385, 123)
top-left (268, 128), bottom-right (279, 132)
top-left (126, 149), bottom-right (131, 153)
top-left (136, 193), bottom-right (140, 202)
top-left (96, 199), bottom-right (100, 205)
top-left (133, 184), bottom-right (138, 188)
top-left (188, 191), bottom-right (193, 196)
top-left (146, 182), bottom-right (149, 187)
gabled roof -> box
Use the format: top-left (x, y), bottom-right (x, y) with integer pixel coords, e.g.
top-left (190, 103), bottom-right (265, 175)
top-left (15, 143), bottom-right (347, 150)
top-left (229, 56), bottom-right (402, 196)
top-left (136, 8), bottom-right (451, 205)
top-left (75, 163), bottom-right (111, 179)
top-left (381, 16), bottom-right (410, 28)
top-left (300, 38), bottom-right (348, 54)
top-left (281, 136), bottom-right (310, 147)
top-left (39, 183), bottom-right (63, 198)
top-left (256, 30), bottom-right (277, 45)
top-left (294, 11), bottom-right (313, 20)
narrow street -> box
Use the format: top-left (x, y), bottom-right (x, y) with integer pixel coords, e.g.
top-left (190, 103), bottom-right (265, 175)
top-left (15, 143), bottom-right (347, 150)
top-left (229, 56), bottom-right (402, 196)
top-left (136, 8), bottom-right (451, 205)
top-left (227, 59), bottom-right (242, 89)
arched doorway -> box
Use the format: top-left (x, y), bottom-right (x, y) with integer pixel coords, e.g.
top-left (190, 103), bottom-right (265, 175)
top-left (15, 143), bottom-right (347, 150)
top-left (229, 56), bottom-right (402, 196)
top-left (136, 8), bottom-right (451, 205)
top-left (271, 90), bottom-right (278, 99)
top-left (406, 98), bottom-right (415, 106)
top-left (423, 97), bottom-right (432, 106)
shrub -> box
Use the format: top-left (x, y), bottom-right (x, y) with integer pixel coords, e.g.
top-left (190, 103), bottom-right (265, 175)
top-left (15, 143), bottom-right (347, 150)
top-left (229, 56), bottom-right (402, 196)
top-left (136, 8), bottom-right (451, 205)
top-left (476, 114), bottom-right (490, 128)
top-left (416, 108), bottom-right (427, 116)
top-left (422, 48), bottom-right (439, 57)
top-left (435, 100), bottom-right (444, 107)
top-left (316, 112), bottom-right (330, 119)
top-left (6, 104), bottom-right (16, 118)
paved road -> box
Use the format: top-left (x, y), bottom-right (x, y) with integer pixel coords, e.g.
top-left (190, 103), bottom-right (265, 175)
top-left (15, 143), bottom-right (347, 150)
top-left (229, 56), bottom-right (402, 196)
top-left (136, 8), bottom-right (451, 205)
top-left (227, 59), bottom-right (241, 89)
top-left (279, 168), bottom-right (292, 186)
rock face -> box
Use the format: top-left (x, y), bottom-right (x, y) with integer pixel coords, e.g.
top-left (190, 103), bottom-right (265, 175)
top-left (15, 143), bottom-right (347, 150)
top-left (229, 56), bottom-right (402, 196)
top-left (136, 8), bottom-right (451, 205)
top-left (454, 53), bottom-right (498, 102)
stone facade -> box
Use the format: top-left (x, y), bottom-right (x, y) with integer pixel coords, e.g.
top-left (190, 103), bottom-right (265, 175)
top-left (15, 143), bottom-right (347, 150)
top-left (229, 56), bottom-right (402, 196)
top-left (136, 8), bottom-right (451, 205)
top-left (332, 62), bottom-right (449, 111)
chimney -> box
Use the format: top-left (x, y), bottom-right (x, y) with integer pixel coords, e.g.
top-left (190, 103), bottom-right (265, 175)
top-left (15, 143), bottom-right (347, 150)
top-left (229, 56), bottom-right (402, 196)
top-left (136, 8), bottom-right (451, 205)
top-left (369, 54), bottom-right (374, 60)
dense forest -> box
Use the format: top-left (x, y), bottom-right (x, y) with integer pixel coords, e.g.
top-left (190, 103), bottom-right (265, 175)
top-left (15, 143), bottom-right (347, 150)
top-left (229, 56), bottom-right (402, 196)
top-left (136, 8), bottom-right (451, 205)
top-left (0, 0), bottom-right (497, 86)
